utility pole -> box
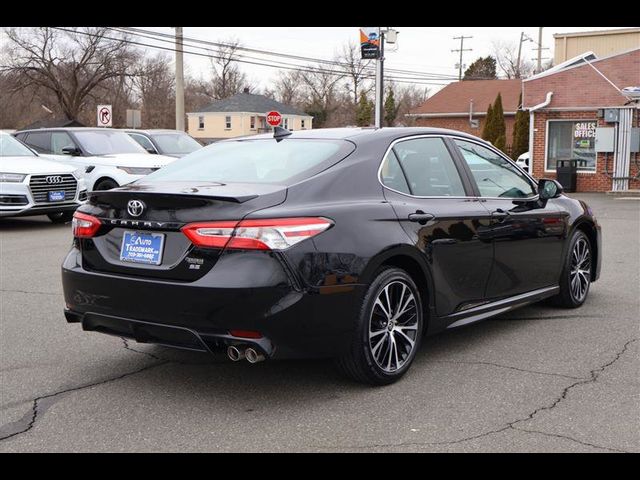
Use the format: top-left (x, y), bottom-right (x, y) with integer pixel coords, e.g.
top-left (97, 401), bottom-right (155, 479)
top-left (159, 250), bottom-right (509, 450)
top-left (174, 27), bottom-right (185, 132)
top-left (516, 31), bottom-right (525, 78)
top-left (536, 27), bottom-right (543, 73)
top-left (452, 36), bottom-right (473, 80)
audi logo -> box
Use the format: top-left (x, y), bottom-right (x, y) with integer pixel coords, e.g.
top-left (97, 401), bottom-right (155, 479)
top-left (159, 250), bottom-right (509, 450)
top-left (45, 176), bottom-right (63, 184)
top-left (127, 199), bottom-right (145, 217)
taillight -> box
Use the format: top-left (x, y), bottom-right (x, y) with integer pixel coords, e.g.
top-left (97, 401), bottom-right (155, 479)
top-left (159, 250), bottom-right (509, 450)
top-left (72, 211), bottom-right (101, 238)
top-left (181, 217), bottom-right (332, 250)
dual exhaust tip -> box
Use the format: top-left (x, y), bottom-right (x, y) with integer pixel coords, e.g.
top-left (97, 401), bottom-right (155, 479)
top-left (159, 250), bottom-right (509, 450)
top-left (227, 345), bottom-right (265, 364)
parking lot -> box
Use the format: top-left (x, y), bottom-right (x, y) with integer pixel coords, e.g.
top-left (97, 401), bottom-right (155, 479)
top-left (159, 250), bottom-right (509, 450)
top-left (0, 193), bottom-right (638, 452)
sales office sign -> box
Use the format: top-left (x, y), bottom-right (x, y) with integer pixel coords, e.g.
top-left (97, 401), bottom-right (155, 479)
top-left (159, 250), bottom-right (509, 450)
top-left (574, 122), bottom-right (596, 149)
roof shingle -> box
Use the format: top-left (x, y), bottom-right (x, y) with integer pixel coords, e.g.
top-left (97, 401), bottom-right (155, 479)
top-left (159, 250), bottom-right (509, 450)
top-left (191, 91), bottom-right (307, 116)
top-left (412, 79), bottom-right (522, 116)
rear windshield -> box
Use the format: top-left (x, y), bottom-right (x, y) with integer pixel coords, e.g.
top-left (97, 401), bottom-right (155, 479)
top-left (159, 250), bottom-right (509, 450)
top-left (142, 139), bottom-right (354, 184)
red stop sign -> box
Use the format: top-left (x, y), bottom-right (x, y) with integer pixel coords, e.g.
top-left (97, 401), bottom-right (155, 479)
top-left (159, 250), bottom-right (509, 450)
top-left (266, 111), bottom-right (282, 127)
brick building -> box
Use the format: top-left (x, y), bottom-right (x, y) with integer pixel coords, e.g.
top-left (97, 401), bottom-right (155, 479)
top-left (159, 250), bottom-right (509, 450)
top-left (407, 79), bottom-right (522, 153)
top-left (523, 48), bottom-right (640, 192)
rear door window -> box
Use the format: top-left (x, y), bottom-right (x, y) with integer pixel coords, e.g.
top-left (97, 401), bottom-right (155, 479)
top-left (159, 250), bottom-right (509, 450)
top-left (23, 132), bottom-right (52, 154)
top-left (384, 137), bottom-right (466, 197)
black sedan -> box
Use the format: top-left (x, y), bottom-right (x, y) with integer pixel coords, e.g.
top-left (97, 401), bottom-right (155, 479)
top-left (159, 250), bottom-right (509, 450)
top-left (62, 127), bottom-right (601, 385)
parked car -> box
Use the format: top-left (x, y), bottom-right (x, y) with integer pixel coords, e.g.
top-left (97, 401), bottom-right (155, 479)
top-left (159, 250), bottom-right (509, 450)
top-left (62, 127), bottom-right (601, 385)
top-left (0, 132), bottom-right (87, 222)
top-left (124, 129), bottom-right (203, 158)
top-left (13, 128), bottom-right (176, 191)
top-left (516, 151), bottom-right (530, 173)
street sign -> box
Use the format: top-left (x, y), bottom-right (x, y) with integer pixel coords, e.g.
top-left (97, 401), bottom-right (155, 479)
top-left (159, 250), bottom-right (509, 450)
top-left (360, 27), bottom-right (380, 59)
top-left (126, 109), bottom-right (141, 128)
top-left (266, 111), bottom-right (282, 127)
top-left (97, 105), bottom-right (112, 127)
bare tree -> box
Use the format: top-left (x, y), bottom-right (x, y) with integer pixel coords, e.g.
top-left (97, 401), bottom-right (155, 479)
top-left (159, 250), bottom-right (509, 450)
top-left (297, 64), bottom-right (345, 128)
top-left (397, 84), bottom-right (431, 126)
top-left (133, 53), bottom-right (175, 128)
top-left (491, 40), bottom-right (534, 79)
top-left (206, 39), bottom-right (250, 99)
top-left (272, 70), bottom-right (303, 105)
top-left (2, 27), bottom-right (137, 121)
top-left (337, 42), bottom-right (373, 106)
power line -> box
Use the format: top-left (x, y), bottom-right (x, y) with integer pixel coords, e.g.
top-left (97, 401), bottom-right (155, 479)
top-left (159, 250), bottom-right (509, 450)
top-left (118, 26), bottom-right (461, 81)
top-left (49, 27), bottom-right (451, 86)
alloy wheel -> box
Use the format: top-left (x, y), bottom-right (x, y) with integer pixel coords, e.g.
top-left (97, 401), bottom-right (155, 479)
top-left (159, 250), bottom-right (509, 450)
top-left (570, 237), bottom-right (591, 302)
top-left (369, 280), bottom-right (419, 373)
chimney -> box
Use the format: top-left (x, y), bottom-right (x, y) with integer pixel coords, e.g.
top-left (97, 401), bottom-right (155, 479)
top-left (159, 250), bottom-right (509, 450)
top-left (243, 87), bottom-right (250, 93)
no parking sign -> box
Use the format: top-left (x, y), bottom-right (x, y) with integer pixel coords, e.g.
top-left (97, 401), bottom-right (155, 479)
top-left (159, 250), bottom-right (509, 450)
top-left (97, 105), bottom-right (112, 127)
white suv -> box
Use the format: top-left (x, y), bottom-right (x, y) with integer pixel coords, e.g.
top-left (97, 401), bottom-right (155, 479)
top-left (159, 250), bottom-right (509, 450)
top-left (0, 132), bottom-right (87, 223)
top-left (14, 128), bottom-right (176, 191)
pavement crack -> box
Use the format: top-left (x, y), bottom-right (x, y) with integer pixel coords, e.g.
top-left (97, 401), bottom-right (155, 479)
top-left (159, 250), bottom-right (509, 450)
top-left (434, 360), bottom-right (585, 380)
top-left (121, 338), bottom-right (166, 361)
top-left (312, 338), bottom-right (638, 452)
top-left (0, 360), bottom-right (168, 443)
top-left (508, 338), bottom-right (638, 428)
top-left (0, 289), bottom-right (60, 296)
top-left (512, 426), bottom-right (629, 453)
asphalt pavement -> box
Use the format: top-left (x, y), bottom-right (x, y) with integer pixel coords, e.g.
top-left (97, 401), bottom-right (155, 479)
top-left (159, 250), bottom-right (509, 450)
top-left (0, 193), bottom-right (638, 452)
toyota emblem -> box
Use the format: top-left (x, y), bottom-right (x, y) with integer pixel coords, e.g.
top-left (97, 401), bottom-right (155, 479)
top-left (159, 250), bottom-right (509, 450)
top-left (45, 176), bottom-right (63, 184)
top-left (127, 199), bottom-right (145, 217)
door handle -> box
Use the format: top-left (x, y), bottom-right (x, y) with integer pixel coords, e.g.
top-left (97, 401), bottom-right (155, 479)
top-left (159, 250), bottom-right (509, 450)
top-left (492, 208), bottom-right (511, 223)
top-left (408, 211), bottom-right (435, 225)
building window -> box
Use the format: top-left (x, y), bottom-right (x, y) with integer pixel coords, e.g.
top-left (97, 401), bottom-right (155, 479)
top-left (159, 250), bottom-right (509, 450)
top-left (225, 116), bottom-right (232, 130)
top-left (198, 116), bottom-right (205, 130)
top-left (547, 120), bottom-right (596, 171)
top-left (301, 119), bottom-right (305, 129)
top-left (283, 118), bottom-right (289, 129)
top-left (250, 116), bottom-right (255, 130)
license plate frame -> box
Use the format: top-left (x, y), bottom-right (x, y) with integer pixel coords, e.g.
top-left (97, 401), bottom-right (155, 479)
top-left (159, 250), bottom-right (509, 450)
top-left (119, 231), bottom-right (165, 266)
top-left (48, 191), bottom-right (65, 202)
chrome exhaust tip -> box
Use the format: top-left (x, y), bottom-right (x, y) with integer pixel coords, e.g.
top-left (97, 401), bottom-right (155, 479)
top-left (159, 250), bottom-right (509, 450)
top-left (227, 345), bottom-right (246, 362)
top-left (245, 347), bottom-right (265, 364)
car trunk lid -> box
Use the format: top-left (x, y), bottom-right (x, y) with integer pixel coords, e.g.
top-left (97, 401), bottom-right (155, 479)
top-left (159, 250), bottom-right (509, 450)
top-left (80, 181), bottom-right (287, 281)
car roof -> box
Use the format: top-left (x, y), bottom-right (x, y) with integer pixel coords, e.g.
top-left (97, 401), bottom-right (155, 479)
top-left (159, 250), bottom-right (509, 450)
top-left (229, 127), bottom-right (491, 145)
top-left (15, 127), bottom-right (129, 134)
top-left (123, 129), bottom-right (187, 135)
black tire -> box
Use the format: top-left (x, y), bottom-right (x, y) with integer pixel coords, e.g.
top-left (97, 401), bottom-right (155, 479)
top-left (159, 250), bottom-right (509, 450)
top-left (336, 267), bottom-right (424, 385)
top-left (93, 179), bottom-right (119, 191)
top-left (47, 211), bottom-right (74, 224)
top-left (550, 230), bottom-right (592, 308)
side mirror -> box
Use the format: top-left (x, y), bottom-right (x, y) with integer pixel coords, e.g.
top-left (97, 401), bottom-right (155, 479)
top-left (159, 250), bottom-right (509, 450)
top-left (62, 146), bottom-right (81, 156)
top-left (538, 178), bottom-right (563, 200)
top-left (146, 147), bottom-right (157, 154)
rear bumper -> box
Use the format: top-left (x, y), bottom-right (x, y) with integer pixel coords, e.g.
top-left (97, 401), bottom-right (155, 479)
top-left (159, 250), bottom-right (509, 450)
top-left (62, 247), bottom-right (364, 359)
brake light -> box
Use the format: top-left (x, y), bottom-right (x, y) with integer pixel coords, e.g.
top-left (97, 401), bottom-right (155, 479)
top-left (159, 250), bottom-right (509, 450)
top-left (72, 211), bottom-right (101, 238)
top-left (181, 217), bottom-right (332, 250)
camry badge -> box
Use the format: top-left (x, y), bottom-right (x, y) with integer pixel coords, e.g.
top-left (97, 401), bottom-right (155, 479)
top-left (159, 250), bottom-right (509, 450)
top-left (127, 199), bottom-right (145, 217)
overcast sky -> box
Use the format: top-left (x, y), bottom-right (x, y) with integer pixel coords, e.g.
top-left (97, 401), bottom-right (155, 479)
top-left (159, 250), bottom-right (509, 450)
top-left (140, 26), bottom-right (617, 94)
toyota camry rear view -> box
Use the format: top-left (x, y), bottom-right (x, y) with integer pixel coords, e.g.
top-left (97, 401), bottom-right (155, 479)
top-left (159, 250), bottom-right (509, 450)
top-left (62, 127), bottom-right (601, 385)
